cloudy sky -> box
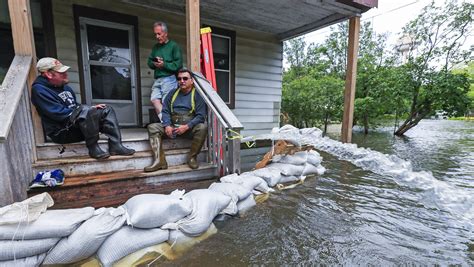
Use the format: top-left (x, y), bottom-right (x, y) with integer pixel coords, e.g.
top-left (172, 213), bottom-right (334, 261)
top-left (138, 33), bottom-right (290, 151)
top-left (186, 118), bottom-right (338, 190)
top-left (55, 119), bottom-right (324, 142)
top-left (303, 0), bottom-right (469, 48)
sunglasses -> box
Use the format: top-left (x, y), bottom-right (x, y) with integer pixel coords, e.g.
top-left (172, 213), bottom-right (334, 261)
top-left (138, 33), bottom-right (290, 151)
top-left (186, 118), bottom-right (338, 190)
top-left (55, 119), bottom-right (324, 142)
top-left (177, 77), bottom-right (190, 81)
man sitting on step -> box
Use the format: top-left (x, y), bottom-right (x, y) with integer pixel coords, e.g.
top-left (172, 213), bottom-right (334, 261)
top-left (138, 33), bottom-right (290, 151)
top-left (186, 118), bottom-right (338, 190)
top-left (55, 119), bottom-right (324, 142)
top-left (145, 68), bottom-right (207, 172)
top-left (31, 57), bottom-right (135, 159)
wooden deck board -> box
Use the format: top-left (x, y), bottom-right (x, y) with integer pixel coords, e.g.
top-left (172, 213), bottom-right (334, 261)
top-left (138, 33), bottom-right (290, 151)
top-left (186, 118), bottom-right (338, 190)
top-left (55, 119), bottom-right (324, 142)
top-left (28, 164), bottom-right (217, 208)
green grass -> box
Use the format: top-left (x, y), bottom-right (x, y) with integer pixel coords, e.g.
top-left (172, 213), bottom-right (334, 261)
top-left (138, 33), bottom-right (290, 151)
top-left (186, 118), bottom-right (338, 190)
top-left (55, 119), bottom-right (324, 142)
top-left (449, 116), bottom-right (474, 121)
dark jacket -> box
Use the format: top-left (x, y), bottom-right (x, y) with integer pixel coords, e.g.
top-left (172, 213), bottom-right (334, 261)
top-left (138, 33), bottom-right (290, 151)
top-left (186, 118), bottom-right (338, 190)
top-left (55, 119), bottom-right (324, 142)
top-left (31, 76), bottom-right (78, 136)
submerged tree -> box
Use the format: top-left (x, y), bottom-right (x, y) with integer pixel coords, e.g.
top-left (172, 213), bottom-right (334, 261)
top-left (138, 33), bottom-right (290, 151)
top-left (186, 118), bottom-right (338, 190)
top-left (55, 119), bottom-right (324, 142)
top-left (393, 0), bottom-right (473, 135)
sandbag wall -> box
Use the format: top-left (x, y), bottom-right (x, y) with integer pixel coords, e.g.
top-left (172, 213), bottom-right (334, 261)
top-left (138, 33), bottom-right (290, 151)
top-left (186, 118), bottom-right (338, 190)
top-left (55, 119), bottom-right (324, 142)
top-left (0, 149), bottom-right (325, 267)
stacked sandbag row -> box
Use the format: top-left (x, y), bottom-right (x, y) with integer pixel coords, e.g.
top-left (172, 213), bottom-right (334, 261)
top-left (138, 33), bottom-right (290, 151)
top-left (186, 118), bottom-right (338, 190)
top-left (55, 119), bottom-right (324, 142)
top-left (0, 149), bottom-right (325, 266)
top-left (0, 207), bottom-right (95, 267)
top-left (250, 149), bottom-right (326, 186)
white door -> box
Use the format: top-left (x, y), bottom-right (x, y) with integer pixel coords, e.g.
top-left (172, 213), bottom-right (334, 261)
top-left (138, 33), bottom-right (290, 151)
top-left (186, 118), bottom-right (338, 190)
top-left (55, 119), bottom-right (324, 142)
top-left (79, 17), bottom-right (138, 126)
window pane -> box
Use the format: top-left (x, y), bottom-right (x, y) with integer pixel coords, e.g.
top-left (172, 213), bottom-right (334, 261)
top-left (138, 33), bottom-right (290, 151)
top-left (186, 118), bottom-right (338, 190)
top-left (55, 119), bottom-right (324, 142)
top-left (87, 25), bottom-right (131, 63)
top-left (212, 35), bottom-right (229, 70)
top-left (216, 70), bottom-right (229, 103)
top-left (90, 65), bottom-right (131, 100)
top-left (0, 0), bottom-right (9, 24)
top-left (30, 0), bottom-right (43, 28)
top-left (0, 28), bottom-right (14, 84)
top-left (0, 0), bottom-right (45, 83)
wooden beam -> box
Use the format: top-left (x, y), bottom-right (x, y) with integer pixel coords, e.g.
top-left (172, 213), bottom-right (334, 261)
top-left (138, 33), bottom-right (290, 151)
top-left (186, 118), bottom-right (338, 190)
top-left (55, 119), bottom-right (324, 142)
top-left (186, 0), bottom-right (200, 72)
top-left (8, 0), bottom-right (42, 158)
top-left (341, 16), bottom-right (360, 143)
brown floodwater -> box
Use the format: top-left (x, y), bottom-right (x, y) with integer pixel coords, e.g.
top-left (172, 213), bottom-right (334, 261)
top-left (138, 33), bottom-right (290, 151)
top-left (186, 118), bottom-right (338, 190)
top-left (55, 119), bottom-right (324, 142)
top-left (158, 120), bottom-right (474, 266)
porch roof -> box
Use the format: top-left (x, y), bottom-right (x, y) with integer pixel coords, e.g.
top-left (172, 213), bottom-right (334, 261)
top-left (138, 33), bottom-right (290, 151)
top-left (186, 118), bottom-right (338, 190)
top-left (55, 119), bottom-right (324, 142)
top-left (121, 0), bottom-right (377, 40)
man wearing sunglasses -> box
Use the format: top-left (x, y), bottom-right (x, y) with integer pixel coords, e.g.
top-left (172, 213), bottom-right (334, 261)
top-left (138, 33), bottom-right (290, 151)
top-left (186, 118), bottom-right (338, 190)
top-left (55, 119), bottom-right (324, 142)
top-left (31, 57), bottom-right (135, 159)
top-left (145, 68), bottom-right (207, 172)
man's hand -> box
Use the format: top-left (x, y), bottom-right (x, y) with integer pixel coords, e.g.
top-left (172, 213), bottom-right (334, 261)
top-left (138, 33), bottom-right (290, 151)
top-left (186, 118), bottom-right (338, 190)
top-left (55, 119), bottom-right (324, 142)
top-left (165, 126), bottom-right (174, 139)
top-left (174, 124), bottom-right (190, 136)
top-left (153, 57), bottom-right (164, 69)
top-left (94, 104), bottom-right (106, 109)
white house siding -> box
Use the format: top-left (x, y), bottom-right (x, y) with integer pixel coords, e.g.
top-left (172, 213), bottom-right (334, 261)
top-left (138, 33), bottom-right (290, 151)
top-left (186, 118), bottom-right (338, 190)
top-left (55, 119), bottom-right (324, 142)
top-left (52, 0), bottom-right (282, 128)
top-left (52, 0), bottom-right (188, 124)
top-left (51, 1), bottom-right (282, 171)
top-left (235, 30), bottom-right (283, 137)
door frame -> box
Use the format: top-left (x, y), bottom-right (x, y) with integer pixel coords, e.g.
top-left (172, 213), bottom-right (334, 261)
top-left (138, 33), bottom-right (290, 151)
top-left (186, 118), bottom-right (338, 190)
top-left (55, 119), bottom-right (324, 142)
top-left (73, 5), bottom-right (142, 126)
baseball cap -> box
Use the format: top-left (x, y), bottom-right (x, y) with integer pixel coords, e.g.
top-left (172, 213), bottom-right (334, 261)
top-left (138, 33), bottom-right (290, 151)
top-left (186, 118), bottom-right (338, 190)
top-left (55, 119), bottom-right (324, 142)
top-left (36, 57), bottom-right (70, 73)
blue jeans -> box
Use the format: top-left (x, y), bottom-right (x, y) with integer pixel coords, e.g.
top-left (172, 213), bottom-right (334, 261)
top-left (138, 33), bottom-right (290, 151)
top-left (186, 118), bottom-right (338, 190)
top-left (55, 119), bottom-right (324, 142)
top-left (150, 75), bottom-right (177, 101)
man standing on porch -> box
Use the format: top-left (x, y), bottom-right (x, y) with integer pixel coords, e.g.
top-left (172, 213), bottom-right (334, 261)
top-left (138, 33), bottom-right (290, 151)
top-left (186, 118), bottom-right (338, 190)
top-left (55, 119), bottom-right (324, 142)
top-left (148, 21), bottom-right (183, 122)
top-left (31, 57), bottom-right (135, 160)
top-left (144, 68), bottom-right (207, 172)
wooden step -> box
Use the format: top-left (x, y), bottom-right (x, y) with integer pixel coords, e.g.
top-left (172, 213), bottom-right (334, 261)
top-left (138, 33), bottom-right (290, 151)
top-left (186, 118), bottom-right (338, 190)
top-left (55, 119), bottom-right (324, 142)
top-left (27, 164), bottom-right (217, 208)
top-left (32, 149), bottom-right (208, 176)
top-left (36, 138), bottom-right (193, 160)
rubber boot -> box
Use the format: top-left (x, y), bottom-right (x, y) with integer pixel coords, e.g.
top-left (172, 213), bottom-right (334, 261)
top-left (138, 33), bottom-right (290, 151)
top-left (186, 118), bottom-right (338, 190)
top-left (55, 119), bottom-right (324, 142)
top-left (76, 109), bottom-right (109, 159)
top-left (87, 143), bottom-right (110, 159)
top-left (187, 125), bottom-right (207, 169)
top-left (100, 106), bottom-right (135, 156)
top-left (144, 135), bottom-right (168, 172)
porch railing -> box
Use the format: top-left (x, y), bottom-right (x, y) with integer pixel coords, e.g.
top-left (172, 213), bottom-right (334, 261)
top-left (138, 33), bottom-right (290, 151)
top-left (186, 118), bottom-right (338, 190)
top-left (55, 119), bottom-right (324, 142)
top-left (0, 55), bottom-right (35, 206)
top-left (192, 72), bottom-right (243, 176)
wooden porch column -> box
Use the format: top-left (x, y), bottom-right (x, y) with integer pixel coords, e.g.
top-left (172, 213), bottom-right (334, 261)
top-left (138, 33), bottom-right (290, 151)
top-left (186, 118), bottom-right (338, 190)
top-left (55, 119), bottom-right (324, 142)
top-left (341, 16), bottom-right (360, 143)
top-left (186, 0), bottom-right (200, 72)
top-left (8, 0), bottom-right (42, 157)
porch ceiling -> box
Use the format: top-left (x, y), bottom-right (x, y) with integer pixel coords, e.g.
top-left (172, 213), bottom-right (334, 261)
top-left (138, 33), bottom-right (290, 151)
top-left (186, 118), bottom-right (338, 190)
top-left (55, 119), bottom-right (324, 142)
top-left (121, 0), bottom-right (375, 40)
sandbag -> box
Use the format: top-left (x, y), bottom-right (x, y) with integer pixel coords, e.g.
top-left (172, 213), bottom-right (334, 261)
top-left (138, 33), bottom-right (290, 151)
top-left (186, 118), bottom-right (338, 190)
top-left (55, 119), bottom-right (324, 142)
top-left (0, 253), bottom-right (46, 267)
top-left (208, 183), bottom-right (252, 215)
top-left (43, 207), bottom-right (126, 265)
top-left (113, 243), bottom-right (176, 266)
top-left (300, 127), bottom-right (322, 137)
top-left (316, 165), bottom-right (326, 175)
top-left (0, 193), bottom-right (53, 225)
top-left (97, 226), bottom-right (169, 267)
top-left (0, 238), bottom-right (59, 261)
top-left (0, 207), bottom-right (95, 240)
top-left (208, 182), bottom-right (252, 201)
top-left (307, 150), bottom-right (322, 166)
top-left (237, 195), bottom-right (256, 214)
top-left (278, 175), bottom-right (302, 184)
top-left (272, 150), bottom-right (308, 165)
top-left (123, 191), bottom-right (192, 229)
top-left (302, 162), bottom-right (321, 176)
top-left (267, 162), bottom-right (304, 177)
top-left (161, 189), bottom-right (230, 237)
top-left (239, 173), bottom-right (273, 193)
top-left (167, 224), bottom-right (217, 256)
top-left (221, 173), bottom-right (270, 193)
top-left (250, 167), bottom-right (282, 187)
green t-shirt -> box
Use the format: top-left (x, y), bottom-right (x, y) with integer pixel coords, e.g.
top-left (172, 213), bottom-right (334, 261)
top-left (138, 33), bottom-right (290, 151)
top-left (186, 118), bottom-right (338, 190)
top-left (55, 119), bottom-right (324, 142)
top-left (147, 40), bottom-right (183, 78)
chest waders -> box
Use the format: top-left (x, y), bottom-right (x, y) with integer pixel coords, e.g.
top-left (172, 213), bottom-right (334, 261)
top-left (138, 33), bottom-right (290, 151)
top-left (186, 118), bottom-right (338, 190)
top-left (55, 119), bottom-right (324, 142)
top-left (60, 105), bottom-right (135, 159)
top-left (144, 87), bottom-right (208, 172)
top-left (170, 87), bottom-right (196, 127)
top-left (145, 88), bottom-right (195, 172)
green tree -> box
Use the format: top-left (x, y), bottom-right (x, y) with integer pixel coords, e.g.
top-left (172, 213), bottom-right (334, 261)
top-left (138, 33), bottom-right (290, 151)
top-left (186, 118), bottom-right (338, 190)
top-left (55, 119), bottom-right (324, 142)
top-left (394, 0), bottom-right (473, 135)
top-left (283, 37), bottom-right (308, 76)
top-left (452, 62), bottom-right (474, 116)
top-left (353, 23), bottom-right (395, 134)
top-left (281, 74), bottom-right (344, 134)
